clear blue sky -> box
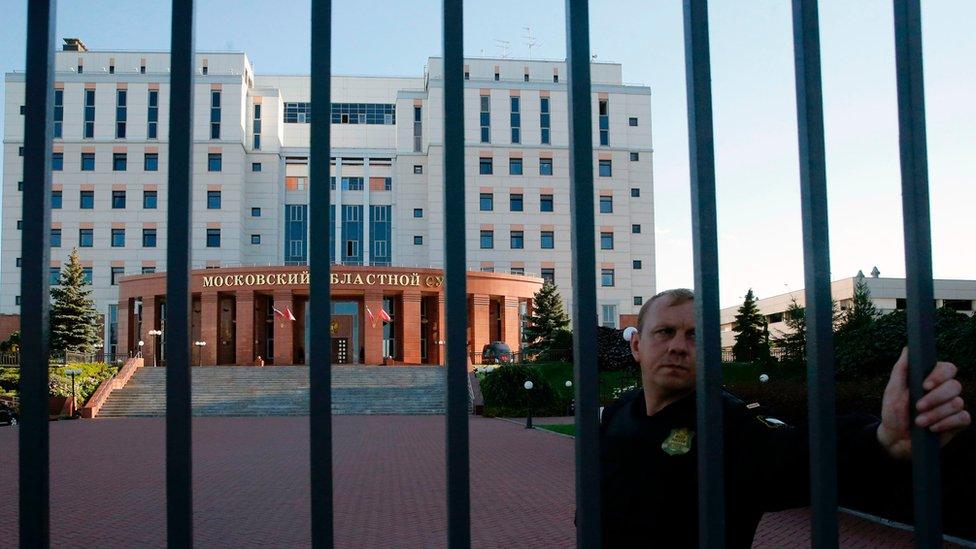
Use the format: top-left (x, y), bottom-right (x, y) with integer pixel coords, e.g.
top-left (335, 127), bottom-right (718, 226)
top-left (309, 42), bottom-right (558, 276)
top-left (2, 1), bottom-right (973, 308)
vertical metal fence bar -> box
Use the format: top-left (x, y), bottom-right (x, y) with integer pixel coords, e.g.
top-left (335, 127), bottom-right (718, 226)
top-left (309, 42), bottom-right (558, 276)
top-left (790, 2), bottom-right (839, 547)
top-left (166, 0), bottom-right (195, 546)
top-left (563, 1), bottom-right (600, 547)
top-left (681, 1), bottom-right (725, 547)
top-left (892, 1), bottom-right (942, 546)
top-left (309, 1), bottom-right (335, 547)
top-left (19, 1), bottom-right (56, 546)
top-left (442, 0), bottom-right (471, 546)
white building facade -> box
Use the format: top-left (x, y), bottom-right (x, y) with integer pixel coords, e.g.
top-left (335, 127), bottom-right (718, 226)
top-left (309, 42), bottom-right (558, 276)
top-left (2, 43), bottom-right (656, 352)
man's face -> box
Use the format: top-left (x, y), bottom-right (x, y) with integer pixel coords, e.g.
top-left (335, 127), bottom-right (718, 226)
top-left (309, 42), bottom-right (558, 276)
top-left (631, 298), bottom-right (697, 394)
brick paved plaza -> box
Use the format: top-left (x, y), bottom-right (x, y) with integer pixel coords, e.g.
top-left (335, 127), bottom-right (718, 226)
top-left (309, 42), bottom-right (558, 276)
top-left (0, 417), bottom-right (947, 548)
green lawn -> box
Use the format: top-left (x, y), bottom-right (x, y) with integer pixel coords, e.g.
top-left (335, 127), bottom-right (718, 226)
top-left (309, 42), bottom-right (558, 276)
top-left (538, 423), bottom-right (576, 436)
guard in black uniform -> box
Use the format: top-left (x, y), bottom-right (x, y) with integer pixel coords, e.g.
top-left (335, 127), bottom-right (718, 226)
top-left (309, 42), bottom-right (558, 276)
top-left (596, 289), bottom-right (971, 548)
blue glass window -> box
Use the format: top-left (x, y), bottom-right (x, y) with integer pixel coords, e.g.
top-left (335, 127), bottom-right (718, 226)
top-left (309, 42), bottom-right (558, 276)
top-left (143, 191), bottom-right (157, 209)
top-left (509, 158), bottom-right (523, 175)
top-left (510, 194), bottom-right (523, 212)
top-left (510, 231), bottom-right (524, 249)
top-left (112, 191), bottom-right (126, 209)
top-left (599, 159), bottom-right (612, 177)
top-left (208, 153), bottom-right (222, 172)
top-left (81, 153), bottom-right (95, 171)
top-left (144, 153), bottom-right (158, 171)
top-left (143, 229), bottom-right (157, 247)
top-left (541, 231), bottom-right (554, 249)
top-left (80, 191), bottom-right (94, 209)
top-left (480, 230), bottom-right (494, 249)
top-left (540, 194), bottom-right (553, 212)
top-left (206, 228), bottom-right (221, 248)
top-left (79, 229), bottom-right (93, 247)
top-left (600, 195), bottom-right (613, 213)
top-left (207, 190), bottom-right (221, 209)
top-left (480, 193), bottom-right (493, 211)
top-left (539, 158), bottom-right (553, 176)
top-left (111, 228), bottom-right (126, 247)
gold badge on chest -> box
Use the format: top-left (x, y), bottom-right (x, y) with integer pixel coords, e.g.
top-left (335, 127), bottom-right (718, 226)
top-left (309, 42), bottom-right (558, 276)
top-left (661, 427), bottom-right (695, 456)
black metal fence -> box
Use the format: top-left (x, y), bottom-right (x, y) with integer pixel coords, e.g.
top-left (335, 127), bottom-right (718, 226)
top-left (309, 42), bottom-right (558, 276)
top-left (17, 0), bottom-right (945, 548)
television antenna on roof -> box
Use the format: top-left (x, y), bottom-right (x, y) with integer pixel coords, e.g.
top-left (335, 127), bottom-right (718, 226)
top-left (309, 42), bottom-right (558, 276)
top-left (494, 39), bottom-right (511, 59)
top-left (522, 27), bottom-right (543, 60)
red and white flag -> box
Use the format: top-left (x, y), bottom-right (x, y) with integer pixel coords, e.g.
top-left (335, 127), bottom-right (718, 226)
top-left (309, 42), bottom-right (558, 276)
top-left (272, 306), bottom-right (285, 319)
top-left (379, 308), bottom-right (393, 323)
top-left (365, 305), bottom-right (377, 328)
top-left (285, 307), bottom-right (297, 321)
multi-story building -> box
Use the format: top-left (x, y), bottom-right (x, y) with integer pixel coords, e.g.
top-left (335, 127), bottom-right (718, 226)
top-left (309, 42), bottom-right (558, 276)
top-left (2, 38), bottom-right (655, 363)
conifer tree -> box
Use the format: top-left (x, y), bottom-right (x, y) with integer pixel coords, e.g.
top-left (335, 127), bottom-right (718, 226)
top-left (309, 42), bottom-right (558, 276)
top-left (840, 272), bottom-right (878, 331)
top-left (523, 281), bottom-right (570, 354)
top-left (732, 288), bottom-right (771, 363)
top-left (50, 248), bottom-right (102, 353)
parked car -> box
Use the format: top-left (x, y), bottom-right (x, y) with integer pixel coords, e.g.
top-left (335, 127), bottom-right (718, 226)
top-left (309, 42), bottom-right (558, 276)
top-left (0, 398), bottom-right (18, 426)
top-left (481, 341), bottom-right (514, 364)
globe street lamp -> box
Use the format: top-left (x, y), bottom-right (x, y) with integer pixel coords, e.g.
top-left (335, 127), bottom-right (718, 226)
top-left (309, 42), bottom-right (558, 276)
top-left (148, 329), bottom-right (163, 367)
top-left (523, 380), bottom-right (534, 429)
top-left (194, 341), bottom-right (207, 367)
top-left (565, 380), bottom-right (573, 416)
top-left (64, 367), bottom-right (82, 417)
top-left (137, 340), bottom-right (144, 358)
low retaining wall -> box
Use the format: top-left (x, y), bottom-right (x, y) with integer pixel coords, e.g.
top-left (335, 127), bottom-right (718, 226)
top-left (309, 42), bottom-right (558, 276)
top-left (80, 357), bottom-right (143, 418)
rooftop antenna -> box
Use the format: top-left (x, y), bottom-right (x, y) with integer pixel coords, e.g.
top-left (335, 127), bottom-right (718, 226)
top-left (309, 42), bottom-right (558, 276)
top-left (493, 39), bottom-right (511, 59)
top-left (522, 27), bottom-right (542, 60)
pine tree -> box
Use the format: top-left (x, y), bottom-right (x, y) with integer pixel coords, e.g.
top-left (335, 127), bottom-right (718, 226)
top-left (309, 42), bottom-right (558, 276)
top-left (732, 288), bottom-right (771, 363)
top-left (840, 272), bottom-right (878, 331)
top-left (523, 281), bottom-right (570, 355)
top-left (774, 298), bottom-right (806, 364)
top-left (50, 248), bottom-right (102, 353)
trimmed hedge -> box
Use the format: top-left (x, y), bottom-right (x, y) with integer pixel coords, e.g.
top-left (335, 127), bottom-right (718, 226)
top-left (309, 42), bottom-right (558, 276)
top-left (0, 362), bottom-right (117, 403)
top-left (480, 364), bottom-right (561, 417)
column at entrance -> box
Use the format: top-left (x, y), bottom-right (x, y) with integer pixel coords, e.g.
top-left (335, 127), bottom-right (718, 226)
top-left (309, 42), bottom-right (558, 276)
top-left (272, 290), bottom-right (295, 365)
top-left (200, 292), bottom-right (219, 365)
top-left (502, 296), bottom-right (520, 352)
top-left (471, 294), bottom-right (491, 359)
top-left (140, 296), bottom-right (158, 365)
top-left (429, 293), bottom-right (445, 364)
top-left (364, 290), bottom-right (384, 364)
top-left (236, 290), bottom-right (255, 365)
top-left (401, 290), bottom-right (422, 364)
top-left (118, 298), bottom-right (131, 359)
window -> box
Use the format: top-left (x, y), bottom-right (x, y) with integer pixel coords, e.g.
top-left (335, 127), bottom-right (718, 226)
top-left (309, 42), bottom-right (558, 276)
top-left (207, 190), bottom-right (222, 209)
top-left (112, 190), bottom-right (126, 209)
top-left (480, 95), bottom-right (490, 143)
top-left (49, 268), bottom-right (60, 285)
top-left (630, 152), bottom-right (639, 161)
top-left (81, 152), bottom-right (95, 171)
top-left (143, 191), bottom-right (158, 209)
top-left (600, 195), bottom-right (613, 213)
top-left (109, 64), bottom-right (115, 74)
top-left (79, 228), bottom-right (94, 247)
top-left (524, 74), bottom-right (530, 82)
top-left (147, 90), bottom-right (158, 139)
top-left (341, 177), bottom-right (364, 191)
top-left (51, 229), bottom-right (61, 248)
top-left (116, 89), bottom-right (127, 138)
top-left (52, 152), bottom-right (63, 171)
top-left (553, 74), bottom-right (559, 83)
top-left (80, 190), bottom-right (94, 209)
top-left (464, 71), bottom-right (470, 80)
top-left (510, 96), bottom-right (521, 144)
top-left (53, 89), bottom-right (63, 138)
top-left (479, 157), bottom-right (493, 175)
top-left (540, 231), bottom-right (554, 249)
top-left (541, 268), bottom-right (555, 284)
top-left (540, 97), bottom-right (551, 144)
top-left (20, 105), bottom-right (25, 115)
top-left (141, 266), bottom-right (156, 274)
top-left (142, 229), bottom-right (157, 247)
top-left (111, 228), bottom-right (126, 247)
top-left (599, 159), bottom-right (612, 177)
top-left (251, 234), bottom-right (261, 245)
top-left (206, 228), bottom-right (221, 248)
top-left (629, 117), bottom-right (639, 127)
top-left (15, 296), bottom-right (21, 306)
top-left (82, 266), bottom-right (93, 285)
top-left (481, 266), bottom-right (495, 273)
top-left (601, 268), bottom-right (615, 287)
top-left (480, 230), bottom-right (494, 249)
top-left (210, 90), bottom-right (221, 139)
top-left (17, 221), bottom-right (22, 230)
top-left (18, 181), bottom-right (23, 191)
top-left (601, 232), bottom-right (614, 250)
top-left (19, 147), bottom-right (23, 156)
top-left (601, 304), bottom-right (618, 328)
top-left (140, 65), bottom-right (146, 74)
top-left (111, 266), bottom-right (125, 285)
top-left (16, 258), bottom-right (22, 268)
top-left (252, 162), bottom-right (262, 172)
top-left (634, 296), bottom-right (643, 306)
top-left (480, 193), bottom-right (494, 211)
top-left (413, 106), bottom-right (423, 152)
top-left (413, 208), bottom-right (423, 218)
top-left (494, 71), bottom-right (500, 81)
top-left (510, 230), bottom-right (524, 249)
top-left (202, 65), bottom-right (208, 75)
top-left (83, 89), bottom-right (95, 139)
top-left (632, 224), bottom-right (641, 234)
top-left (631, 187), bottom-right (640, 198)
top-left (253, 104), bottom-right (262, 150)
top-left (283, 102), bottom-right (311, 123)
top-left (510, 193), bottom-right (523, 212)
top-left (113, 153), bottom-right (127, 171)
top-left (208, 153), bottom-right (222, 172)
top-left (383, 177), bottom-right (393, 191)
top-left (598, 99), bottom-right (609, 146)
top-left (633, 260), bottom-right (642, 270)
top-left (509, 158), bottom-right (523, 175)
top-left (540, 194), bottom-right (554, 212)
top-left (413, 165), bottom-right (423, 174)
top-left (251, 207), bottom-right (262, 217)
top-left (144, 153), bottom-right (159, 171)
top-left (52, 191), bottom-right (62, 209)
top-left (539, 158), bottom-right (553, 176)
top-left (414, 235), bottom-right (423, 245)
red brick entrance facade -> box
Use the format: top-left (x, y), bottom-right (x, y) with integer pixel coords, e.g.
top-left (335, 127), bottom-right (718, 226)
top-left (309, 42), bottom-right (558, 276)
top-left (117, 266), bottom-right (542, 366)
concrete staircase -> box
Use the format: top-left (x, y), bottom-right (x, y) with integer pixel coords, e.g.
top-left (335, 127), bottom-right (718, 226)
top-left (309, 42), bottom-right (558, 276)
top-left (96, 366), bottom-right (448, 417)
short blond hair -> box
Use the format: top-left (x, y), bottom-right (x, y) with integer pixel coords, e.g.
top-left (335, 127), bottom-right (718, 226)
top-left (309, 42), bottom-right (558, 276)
top-left (636, 288), bottom-right (695, 332)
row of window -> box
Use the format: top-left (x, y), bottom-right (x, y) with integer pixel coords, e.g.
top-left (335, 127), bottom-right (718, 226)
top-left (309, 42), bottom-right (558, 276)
top-left (47, 151), bottom-right (224, 172)
top-left (283, 102), bottom-right (397, 125)
top-left (478, 96), bottom-right (627, 146)
top-left (475, 229), bottom-right (638, 250)
top-left (476, 156), bottom-right (620, 176)
top-left (42, 189), bottom-right (219, 210)
top-left (43, 227), bottom-right (222, 248)
top-left (42, 88), bottom-right (163, 140)
top-left (477, 192), bottom-right (643, 217)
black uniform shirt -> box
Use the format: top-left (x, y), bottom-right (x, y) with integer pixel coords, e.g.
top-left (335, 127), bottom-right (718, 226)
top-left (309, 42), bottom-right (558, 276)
top-left (599, 389), bottom-right (907, 548)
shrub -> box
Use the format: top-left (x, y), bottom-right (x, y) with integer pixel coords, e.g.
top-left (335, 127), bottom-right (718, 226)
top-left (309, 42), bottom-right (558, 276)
top-left (48, 363), bottom-right (117, 403)
top-left (480, 364), bottom-right (560, 417)
top-left (596, 326), bottom-right (639, 374)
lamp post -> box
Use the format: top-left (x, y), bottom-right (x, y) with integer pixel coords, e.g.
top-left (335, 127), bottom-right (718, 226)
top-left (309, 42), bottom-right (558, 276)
top-left (65, 367), bottom-right (82, 417)
top-left (565, 380), bottom-right (573, 416)
top-left (137, 339), bottom-right (144, 359)
top-left (194, 341), bottom-right (207, 367)
top-left (93, 342), bottom-right (104, 364)
top-left (523, 380), bottom-right (534, 429)
top-left (148, 329), bottom-right (163, 367)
